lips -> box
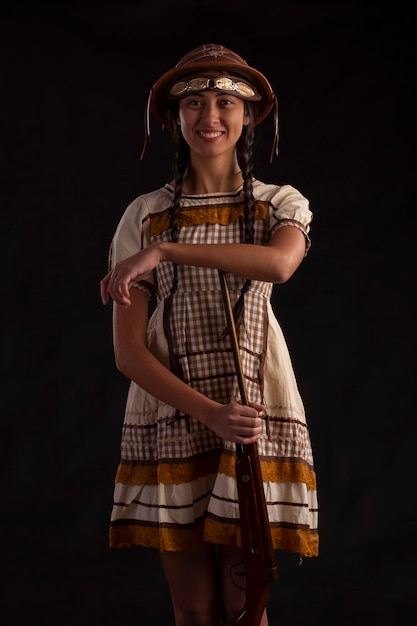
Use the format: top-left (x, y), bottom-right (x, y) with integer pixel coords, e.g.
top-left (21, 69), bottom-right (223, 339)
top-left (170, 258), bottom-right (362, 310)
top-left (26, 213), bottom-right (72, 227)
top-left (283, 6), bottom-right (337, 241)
top-left (197, 130), bottom-right (224, 139)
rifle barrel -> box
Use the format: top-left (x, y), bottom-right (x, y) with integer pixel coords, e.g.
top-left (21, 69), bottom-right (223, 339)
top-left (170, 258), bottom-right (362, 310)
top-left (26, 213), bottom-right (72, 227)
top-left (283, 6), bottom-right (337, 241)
top-left (218, 270), bottom-right (278, 582)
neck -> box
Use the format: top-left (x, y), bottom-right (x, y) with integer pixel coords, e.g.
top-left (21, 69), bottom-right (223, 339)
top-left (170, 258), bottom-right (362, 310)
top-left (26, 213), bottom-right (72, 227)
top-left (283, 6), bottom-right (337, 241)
top-left (182, 155), bottom-right (243, 194)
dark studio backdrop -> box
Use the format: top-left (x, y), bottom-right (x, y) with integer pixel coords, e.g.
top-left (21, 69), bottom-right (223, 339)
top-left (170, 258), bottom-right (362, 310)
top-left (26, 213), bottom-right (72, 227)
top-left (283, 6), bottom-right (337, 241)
top-left (1, 1), bottom-right (415, 625)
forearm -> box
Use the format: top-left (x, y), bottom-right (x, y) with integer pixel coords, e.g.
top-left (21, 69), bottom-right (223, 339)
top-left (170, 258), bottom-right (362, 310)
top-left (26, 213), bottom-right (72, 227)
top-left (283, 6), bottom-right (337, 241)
top-left (115, 342), bottom-right (220, 427)
top-left (158, 226), bottom-right (306, 284)
top-left (101, 225), bottom-right (306, 307)
top-left (159, 242), bottom-right (275, 280)
top-left (112, 289), bottom-right (264, 444)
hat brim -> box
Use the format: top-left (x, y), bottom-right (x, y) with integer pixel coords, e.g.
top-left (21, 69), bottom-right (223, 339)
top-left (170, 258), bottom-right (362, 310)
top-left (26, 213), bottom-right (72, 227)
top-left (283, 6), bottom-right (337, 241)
top-left (149, 60), bottom-right (275, 127)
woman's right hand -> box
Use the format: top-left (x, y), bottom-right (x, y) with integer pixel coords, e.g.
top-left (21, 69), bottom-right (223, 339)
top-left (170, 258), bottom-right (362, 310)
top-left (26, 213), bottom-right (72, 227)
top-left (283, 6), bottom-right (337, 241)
top-left (207, 401), bottom-right (266, 444)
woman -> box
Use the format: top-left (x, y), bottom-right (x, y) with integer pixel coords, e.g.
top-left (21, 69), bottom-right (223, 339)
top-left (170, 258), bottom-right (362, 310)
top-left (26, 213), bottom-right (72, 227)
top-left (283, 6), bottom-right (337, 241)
top-left (100, 43), bottom-right (318, 626)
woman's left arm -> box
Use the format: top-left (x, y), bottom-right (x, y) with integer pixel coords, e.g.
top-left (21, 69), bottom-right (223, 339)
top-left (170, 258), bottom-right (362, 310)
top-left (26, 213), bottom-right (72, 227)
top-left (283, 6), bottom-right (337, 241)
top-left (100, 225), bottom-right (307, 307)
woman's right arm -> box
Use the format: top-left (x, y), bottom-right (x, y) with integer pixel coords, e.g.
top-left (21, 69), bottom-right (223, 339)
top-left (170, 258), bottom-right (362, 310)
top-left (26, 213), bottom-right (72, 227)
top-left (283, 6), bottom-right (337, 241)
top-left (112, 287), bottom-right (264, 443)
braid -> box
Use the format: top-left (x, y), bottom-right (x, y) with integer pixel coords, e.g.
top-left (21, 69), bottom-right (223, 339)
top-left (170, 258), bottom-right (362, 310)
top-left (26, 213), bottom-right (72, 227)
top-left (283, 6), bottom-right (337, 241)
top-left (240, 120), bottom-right (256, 245)
top-left (167, 115), bottom-right (190, 295)
top-left (232, 109), bottom-right (256, 330)
top-left (163, 112), bottom-right (190, 389)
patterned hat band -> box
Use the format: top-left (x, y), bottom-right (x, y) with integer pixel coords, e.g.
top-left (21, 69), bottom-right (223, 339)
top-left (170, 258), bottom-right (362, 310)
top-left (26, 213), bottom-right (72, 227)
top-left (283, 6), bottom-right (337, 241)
top-left (168, 76), bottom-right (261, 101)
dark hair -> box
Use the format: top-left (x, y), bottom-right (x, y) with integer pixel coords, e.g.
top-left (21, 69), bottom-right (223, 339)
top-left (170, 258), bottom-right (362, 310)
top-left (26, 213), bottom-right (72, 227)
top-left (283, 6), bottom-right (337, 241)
top-left (164, 101), bottom-right (257, 336)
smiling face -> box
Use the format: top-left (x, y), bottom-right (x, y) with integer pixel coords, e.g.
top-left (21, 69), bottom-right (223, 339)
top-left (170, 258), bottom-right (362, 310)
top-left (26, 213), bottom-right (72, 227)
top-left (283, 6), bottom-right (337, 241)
top-left (177, 90), bottom-right (250, 160)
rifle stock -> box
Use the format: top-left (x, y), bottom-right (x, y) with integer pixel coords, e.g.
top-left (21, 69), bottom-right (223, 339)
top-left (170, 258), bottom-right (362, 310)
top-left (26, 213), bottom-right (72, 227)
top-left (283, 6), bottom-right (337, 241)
top-left (218, 270), bottom-right (279, 626)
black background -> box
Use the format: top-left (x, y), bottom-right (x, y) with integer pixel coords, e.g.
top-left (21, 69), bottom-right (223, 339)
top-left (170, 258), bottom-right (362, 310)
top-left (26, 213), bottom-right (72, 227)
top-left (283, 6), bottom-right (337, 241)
top-left (1, 1), bottom-right (415, 624)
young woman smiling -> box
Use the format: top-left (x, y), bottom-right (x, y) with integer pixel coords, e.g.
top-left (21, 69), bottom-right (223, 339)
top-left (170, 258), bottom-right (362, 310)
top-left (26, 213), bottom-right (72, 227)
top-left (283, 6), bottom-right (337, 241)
top-left (100, 43), bottom-right (319, 626)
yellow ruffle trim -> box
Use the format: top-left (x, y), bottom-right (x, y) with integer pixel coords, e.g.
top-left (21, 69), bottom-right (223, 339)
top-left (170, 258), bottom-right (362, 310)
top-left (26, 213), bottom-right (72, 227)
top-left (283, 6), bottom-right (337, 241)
top-left (110, 518), bottom-right (319, 557)
top-left (218, 454), bottom-right (317, 490)
top-left (115, 452), bottom-right (221, 485)
top-left (115, 454), bottom-right (316, 490)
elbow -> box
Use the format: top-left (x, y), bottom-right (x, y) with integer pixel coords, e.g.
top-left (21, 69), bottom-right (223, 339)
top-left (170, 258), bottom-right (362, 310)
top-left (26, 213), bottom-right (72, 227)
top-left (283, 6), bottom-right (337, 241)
top-left (267, 228), bottom-right (306, 283)
top-left (272, 266), bottom-right (297, 284)
top-left (114, 341), bottom-right (148, 381)
top-left (270, 258), bottom-right (299, 284)
top-left (269, 249), bottom-right (304, 284)
top-left (114, 349), bottom-right (132, 379)
top-left (273, 268), bottom-right (293, 284)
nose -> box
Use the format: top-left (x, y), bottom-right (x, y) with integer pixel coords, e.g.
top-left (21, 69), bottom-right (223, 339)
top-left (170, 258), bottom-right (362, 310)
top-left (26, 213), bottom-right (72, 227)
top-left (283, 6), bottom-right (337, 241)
top-left (200, 99), bottom-right (220, 123)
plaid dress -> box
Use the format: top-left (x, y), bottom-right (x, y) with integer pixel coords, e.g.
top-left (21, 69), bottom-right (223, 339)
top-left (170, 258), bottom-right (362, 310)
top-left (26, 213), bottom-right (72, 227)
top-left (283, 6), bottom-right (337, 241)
top-left (108, 180), bottom-right (318, 557)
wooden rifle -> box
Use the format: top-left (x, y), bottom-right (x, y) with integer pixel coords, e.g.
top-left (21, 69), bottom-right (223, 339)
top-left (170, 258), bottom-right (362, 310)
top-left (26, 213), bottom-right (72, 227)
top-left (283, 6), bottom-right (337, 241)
top-left (218, 270), bottom-right (279, 626)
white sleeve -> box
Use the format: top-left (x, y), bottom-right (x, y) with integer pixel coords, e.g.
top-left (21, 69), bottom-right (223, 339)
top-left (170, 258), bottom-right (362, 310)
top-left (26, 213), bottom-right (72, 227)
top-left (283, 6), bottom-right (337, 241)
top-left (108, 196), bottom-right (154, 293)
top-left (268, 184), bottom-right (313, 253)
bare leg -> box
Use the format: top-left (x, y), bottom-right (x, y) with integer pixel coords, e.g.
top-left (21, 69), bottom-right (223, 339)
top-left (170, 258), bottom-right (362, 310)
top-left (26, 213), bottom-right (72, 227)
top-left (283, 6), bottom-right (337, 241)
top-left (218, 545), bottom-right (268, 626)
top-left (160, 543), bottom-right (219, 626)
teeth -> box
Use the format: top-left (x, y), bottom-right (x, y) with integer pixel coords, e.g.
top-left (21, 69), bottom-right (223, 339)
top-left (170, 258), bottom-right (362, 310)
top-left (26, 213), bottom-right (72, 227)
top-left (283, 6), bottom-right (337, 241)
top-left (199, 131), bottom-right (222, 138)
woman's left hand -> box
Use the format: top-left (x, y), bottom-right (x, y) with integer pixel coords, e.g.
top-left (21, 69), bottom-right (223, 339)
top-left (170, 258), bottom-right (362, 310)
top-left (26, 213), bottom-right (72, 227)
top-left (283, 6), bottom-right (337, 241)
top-left (100, 244), bottom-right (161, 306)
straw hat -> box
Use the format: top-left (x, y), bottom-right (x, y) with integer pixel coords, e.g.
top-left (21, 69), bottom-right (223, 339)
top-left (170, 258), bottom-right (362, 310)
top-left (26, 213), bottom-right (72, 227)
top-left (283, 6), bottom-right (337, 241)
top-left (149, 43), bottom-right (276, 127)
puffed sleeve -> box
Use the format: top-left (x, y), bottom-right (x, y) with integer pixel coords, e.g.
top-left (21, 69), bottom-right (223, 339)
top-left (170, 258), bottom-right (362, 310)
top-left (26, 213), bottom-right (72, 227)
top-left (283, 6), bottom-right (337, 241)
top-left (108, 195), bottom-right (154, 296)
top-left (268, 184), bottom-right (313, 254)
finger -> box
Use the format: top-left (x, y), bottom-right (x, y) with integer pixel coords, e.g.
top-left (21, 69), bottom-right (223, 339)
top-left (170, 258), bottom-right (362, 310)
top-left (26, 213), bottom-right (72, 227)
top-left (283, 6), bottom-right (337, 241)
top-left (235, 432), bottom-right (260, 444)
top-left (249, 401), bottom-right (266, 412)
top-left (112, 285), bottom-right (132, 307)
top-left (237, 416), bottom-right (262, 429)
top-left (115, 279), bottom-right (126, 298)
top-left (102, 273), bottom-right (130, 307)
top-left (115, 280), bottom-right (132, 306)
top-left (240, 405), bottom-right (261, 419)
top-left (235, 421), bottom-right (263, 435)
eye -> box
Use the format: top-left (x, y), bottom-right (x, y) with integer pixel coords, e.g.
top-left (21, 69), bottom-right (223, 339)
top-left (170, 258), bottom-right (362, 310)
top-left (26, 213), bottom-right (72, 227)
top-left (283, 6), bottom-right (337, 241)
top-left (218, 95), bottom-right (240, 108)
top-left (182, 96), bottom-right (203, 107)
